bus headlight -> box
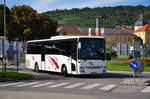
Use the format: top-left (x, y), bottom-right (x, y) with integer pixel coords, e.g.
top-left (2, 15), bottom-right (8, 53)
top-left (80, 66), bottom-right (85, 72)
top-left (103, 66), bottom-right (106, 72)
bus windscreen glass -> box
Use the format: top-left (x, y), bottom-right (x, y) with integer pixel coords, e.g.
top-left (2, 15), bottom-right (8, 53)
top-left (78, 38), bottom-right (105, 60)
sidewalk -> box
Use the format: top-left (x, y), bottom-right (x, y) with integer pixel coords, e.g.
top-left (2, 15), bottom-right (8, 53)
top-left (121, 78), bottom-right (150, 86)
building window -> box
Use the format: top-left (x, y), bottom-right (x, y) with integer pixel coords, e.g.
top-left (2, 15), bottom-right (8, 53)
top-left (107, 36), bottom-right (110, 41)
top-left (128, 37), bottom-right (130, 42)
top-left (116, 37), bottom-right (118, 41)
top-left (112, 36), bottom-right (113, 41)
top-left (124, 38), bottom-right (127, 42)
top-left (120, 37), bottom-right (122, 42)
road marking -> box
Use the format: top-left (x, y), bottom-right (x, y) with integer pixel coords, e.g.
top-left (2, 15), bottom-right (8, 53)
top-left (47, 83), bottom-right (70, 88)
top-left (100, 84), bottom-right (116, 91)
top-left (0, 82), bottom-right (24, 87)
top-left (141, 86), bottom-right (150, 93)
top-left (64, 83), bottom-right (85, 89)
top-left (81, 83), bottom-right (101, 89)
top-left (15, 82), bottom-right (40, 87)
top-left (30, 82), bottom-right (55, 88)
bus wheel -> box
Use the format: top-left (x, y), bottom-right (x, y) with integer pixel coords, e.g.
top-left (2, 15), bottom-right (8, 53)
top-left (61, 65), bottom-right (68, 77)
top-left (34, 63), bottom-right (39, 72)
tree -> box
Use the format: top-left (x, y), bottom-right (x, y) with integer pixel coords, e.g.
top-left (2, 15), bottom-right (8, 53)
top-left (8, 5), bottom-right (58, 41)
top-left (31, 13), bottom-right (58, 39)
top-left (0, 4), bottom-right (10, 36)
top-left (8, 5), bottom-right (37, 41)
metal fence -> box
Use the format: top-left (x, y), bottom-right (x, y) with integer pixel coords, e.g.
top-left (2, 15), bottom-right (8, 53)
top-left (116, 42), bottom-right (131, 56)
top-left (0, 40), bottom-right (28, 73)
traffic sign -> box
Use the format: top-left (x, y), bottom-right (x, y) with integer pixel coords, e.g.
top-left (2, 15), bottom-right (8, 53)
top-left (130, 61), bottom-right (138, 70)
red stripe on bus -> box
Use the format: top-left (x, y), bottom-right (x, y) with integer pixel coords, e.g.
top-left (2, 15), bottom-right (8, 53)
top-left (50, 57), bottom-right (59, 69)
top-left (48, 59), bottom-right (54, 66)
top-left (32, 56), bottom-right (35, 61)
top-left (54, 56), bottom-right (58, 62)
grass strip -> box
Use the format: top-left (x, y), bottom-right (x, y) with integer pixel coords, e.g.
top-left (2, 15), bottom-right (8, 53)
top-left (107, 60), bottom-right (150, 72)
top-left (0, 59), bottom-right (25, 66)
top-left (0, 70), bottom-right (32, 81)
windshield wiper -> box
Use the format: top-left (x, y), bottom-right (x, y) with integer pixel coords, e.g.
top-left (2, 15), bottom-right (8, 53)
top-left (82, 55), bottom-right (88, 61)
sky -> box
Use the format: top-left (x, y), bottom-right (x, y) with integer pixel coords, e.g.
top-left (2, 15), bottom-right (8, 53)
top-left (0, 0), bottom-right (150, 13)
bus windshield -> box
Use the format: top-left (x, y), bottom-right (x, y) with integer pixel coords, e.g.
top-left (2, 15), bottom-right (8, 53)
top-left (78, 38), bottom-right (105, 60)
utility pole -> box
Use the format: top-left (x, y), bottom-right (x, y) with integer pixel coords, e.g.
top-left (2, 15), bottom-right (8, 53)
top-left (2, 0), bottom-right (7, 73)
top-left (96, 18), bottom-right (99, 36)
top-left (16, 38), bottom-right (19, 73)
top-left (96, 18), bottom-right (98, 28)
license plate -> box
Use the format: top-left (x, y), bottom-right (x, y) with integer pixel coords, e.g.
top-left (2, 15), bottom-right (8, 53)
top-left (91, 72), bottom-right (97, 74)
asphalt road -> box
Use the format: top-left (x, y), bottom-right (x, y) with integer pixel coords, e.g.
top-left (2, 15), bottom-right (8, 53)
top-left (0, 64), bottom-right (150, 99)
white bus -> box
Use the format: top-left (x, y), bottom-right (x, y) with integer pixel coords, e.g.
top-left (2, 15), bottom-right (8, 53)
top-left (26, 36), bottom-right (107, 76)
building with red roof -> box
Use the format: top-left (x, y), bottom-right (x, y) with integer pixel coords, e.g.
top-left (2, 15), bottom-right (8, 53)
top-left (57, 26), bottom-right (135, 48)
top-left (121, 29), bottom-right (133, 33)
top-left (134, 24), bottom-right (150, 47)
top-left (135, 24), bottom-right (150, 32)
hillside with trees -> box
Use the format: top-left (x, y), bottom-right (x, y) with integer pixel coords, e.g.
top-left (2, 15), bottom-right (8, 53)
top-left (46, 5), bottom-right (150, 28)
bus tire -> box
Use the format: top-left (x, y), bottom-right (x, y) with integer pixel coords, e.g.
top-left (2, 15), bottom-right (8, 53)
top-left (34, 63), bottom-right (39, 72)
top-left (61, 65), bottom-right (68, 77)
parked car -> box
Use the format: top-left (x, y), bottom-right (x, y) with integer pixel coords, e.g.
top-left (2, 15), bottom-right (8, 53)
top-left (129, 49), bottom-right (150, 59)
top-left (129, 52), bottom-right (133, 59)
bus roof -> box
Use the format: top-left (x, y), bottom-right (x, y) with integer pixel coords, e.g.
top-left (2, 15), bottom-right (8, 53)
top-left (27, 36), bottom-right (104, 43)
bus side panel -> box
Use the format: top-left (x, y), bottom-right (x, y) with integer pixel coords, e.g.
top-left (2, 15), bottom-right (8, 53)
top-left (45, 55), bottom-right (67, 73)
top-left (26, 54), bottom-right (41, 70)
top-left (45, 55), bottom-right (77, 74)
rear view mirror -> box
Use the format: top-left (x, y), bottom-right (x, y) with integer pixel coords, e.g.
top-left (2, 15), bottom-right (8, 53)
top-left (78, 42), bottom-right (81, 49)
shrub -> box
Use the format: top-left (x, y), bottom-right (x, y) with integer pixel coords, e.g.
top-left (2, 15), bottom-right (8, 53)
top-left (106, 46), bottom-right (118, 59)
top-left (110, 50), bottom-right (118, 59)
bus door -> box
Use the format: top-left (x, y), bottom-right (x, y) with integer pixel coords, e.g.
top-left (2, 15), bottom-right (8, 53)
top-left (67, 56), bottom-right (72, 74)
top-left (41, 47), bottom-right (46, 70)
top-left (62, 40), bottom-right (74, 74)
top-left (69, 41), bottom-right (77, 74)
